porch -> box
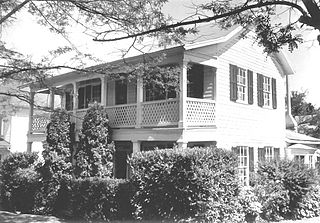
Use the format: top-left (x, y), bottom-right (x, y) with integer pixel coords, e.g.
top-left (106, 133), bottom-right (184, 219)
top-left (29, 97), bottom-right (216, 134)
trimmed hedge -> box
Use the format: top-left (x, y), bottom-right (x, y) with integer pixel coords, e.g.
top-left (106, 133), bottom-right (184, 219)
top-left (129, 147), bottom-right (243, 222)
top-left (0, 152), bottom-right (39, 213)
top-left (67, 178), bottom-right (133, 220)
top-left (254, 159), bottom-right (318, 221)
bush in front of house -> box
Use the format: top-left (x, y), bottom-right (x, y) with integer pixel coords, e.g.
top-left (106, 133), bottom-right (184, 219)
top-left (254, 159), bottom-right (317, 221)
top-left (129, 147), bottom-right (244, 222)
top-left (0, 152), bottom-right (39, 213)
top-left (65, 178), bottom-right (133, 220)
top-left (33, 109), bottom-right (74, 215)
top-left (74, 103), bottom-right (114, 178)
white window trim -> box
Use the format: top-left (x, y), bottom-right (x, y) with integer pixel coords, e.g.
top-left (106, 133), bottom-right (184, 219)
top-left (238, 146), bottom-right (249, 186)
top-left (236, 68), bottom-right (247, 103)
top-left (263, 76), bottom-right (271, 108)
top-left (265, 146), bottom-right (274, 162)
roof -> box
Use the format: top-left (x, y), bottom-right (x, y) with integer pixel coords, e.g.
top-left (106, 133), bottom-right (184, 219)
top-left (286, 130), bottom-right (320, 145)
top-left (287, 143), bottom-right (317, 150)
top-left (30, 25), bottom-right (295, 89)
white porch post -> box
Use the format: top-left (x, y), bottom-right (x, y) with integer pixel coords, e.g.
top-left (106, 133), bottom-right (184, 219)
top-left (72, 82), bottom-right (78, 114)
top-left (27, 91), bottom-right (35, 153)
top-left (61, 92), bottom-right (66, 109)
top-left (101, 76), bottom-right (107, 106)
top-left (49, 87), bottom-right (55, 110)
top-left (135, 77), bottom-right (143, 128)
top-left (132, 140), bottom-right (141, 153)
top-left (178, 61), bottom-right (188, 128)
top-left (178, 141), bottom-right (188, 149)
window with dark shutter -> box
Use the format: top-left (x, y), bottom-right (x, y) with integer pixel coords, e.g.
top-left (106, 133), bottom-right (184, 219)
top-left (247, 70), bottom-right (253, 105)
top-left (258, 147), bottom-right (266, 162)
top-left (249, 147), bottom-right (254, 172)
top-left (257, 74), bottom-right (264, 107)
top-left (272, 78), bottom-right (277, 109)
top-left (230, 64), bottom-right (238, 101)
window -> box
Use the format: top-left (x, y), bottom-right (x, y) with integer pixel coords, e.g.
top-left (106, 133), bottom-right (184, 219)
top-left (0, 117), bottom-right (3, 136)
top-left (230, 64), bottom-right (253, 104)
top-left (187, 63), bottom-right (204, 98)
top-left (308, 155), bottom-right (314, 168)
top-left (237, 68), bottom-right (247, 101)
top-left (238, 146), bottom-right (249, 186)
top-left (294, 155), bottom-right (305, 164)
top-left (265, 146), bottom-right (273, 162)
top-left (263, 76), bottom-right (271, 107)
top-left (115, 79), bottom-right (127, 105)
top-left (258, 74), bottom-right (277, 109)
top-left (78, 79), bottom-right (101, 109)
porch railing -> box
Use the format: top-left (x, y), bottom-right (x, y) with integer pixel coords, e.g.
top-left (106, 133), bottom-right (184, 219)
top-left (30, 98), bottom-right (216, 133)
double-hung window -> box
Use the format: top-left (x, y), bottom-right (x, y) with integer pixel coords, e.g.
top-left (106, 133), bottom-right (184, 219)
top-left (263, 76), bottom-right (271, 107)
top-left (265, 146), bottom-right (273, 162)
top-left (230, 64), bottom-right (253, 104)
top-left (237, 68), bottom-right (247, 102)
top-left (238, 146), bottom-right (249, 186)
top-left (258, 74), bottom-right (277, 109)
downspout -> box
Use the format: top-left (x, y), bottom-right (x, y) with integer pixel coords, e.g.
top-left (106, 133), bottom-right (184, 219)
top-left (285, 73), bottom-right (298, 131)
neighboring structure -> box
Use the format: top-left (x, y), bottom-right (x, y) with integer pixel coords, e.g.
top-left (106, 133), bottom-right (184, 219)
top-left (26, 26), bottom-right (294, 185)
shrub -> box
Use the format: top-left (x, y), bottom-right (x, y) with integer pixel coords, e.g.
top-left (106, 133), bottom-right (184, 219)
top-left (34, 109), bottom-right (74, 215)
top-left (293, 185), bottom-right (320, 219)
top-left (254, 159), bottom-right (317, 221)
top-left (129, 147), bottom-right (243, 222)
top-left (57, 178), bottom-right (133, 220)
top-left (0, 152), bottom-right (39, 212)
top-left (75, 103), bottom-right (114, 178)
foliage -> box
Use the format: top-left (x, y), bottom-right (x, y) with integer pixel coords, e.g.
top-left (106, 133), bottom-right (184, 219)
top-left (64, 178), bottom-right (133, 220)
top-left (291, 90), bottom-right (320, 139)
top-left (34, 109), bottom-right (74, 215)
top-left (0, 152), bottom-right (39, 212)
top-left (254, 160), bottom-right (317, 221)
top-left (238, 187), bottom-right (262, 219)
top-left (75, 103), bottom-right (114, 178)
top-left (129, 147), bottom-right (243, 222)
top-left (293, 185), bottom-right (320, 219)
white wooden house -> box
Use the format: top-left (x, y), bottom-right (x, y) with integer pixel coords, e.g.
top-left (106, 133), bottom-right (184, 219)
top-left (26, 26), bottom-right (295, 184)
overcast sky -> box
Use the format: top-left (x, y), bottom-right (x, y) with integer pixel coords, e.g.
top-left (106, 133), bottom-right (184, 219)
top-left (2, 0), bottom-right (320, 105)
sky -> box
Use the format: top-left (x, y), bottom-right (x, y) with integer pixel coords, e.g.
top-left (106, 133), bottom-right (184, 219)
top-left (2, 0), bottom-right (320, 105)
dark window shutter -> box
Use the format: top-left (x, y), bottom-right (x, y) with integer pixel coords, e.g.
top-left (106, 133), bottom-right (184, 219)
top-left (247, 70), bottom-right (253, 105)
top-left (257, 74), bottom-right (264, 107)
top-left (274, 148), bottom-right (280, 161)
top-left (258, 147), bottom-right (266, 162)
top-left (249, 147), bottom-right (254, 172)
top-left (230, 64), bottom-right (238, 101)
top-left (272, 78), bottom-right (277, 109)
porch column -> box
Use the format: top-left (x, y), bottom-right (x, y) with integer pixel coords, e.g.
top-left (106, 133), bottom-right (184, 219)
top-left (132, 140), bottom-right (141, 153)
top-left (72, 82), bottom-right (78, 114)
top-left (178, 61), bottom-right (188, 128)
top-left (49, 87), bottom-right (55, 110)
top-left (101, 76), bottom-right (107, 106)
top-left (61, 92), bottom-right (66, 109)
top-left (178, 141), bottom-right (188, 149)
top-left (27, 91), bottom-right (35, 153)
top-left (135, 77), bottom-right (143, 128)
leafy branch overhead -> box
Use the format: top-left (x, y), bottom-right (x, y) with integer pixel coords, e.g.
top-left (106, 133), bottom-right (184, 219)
top-left (2, 0), bottom-right (320, 54)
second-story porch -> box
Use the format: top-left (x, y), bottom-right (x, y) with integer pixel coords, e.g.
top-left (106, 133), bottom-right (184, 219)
top-left (27, 62), bottom-right (217, 150)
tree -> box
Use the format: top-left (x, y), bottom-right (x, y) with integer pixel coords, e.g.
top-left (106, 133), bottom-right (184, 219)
top-left (34, 109), bottom-right (74, 214)
top-left (291, 91), bottom-right (320, 138)
top-left (1, 0), bottom-right (320, 104)
top-left (74, 103), bottom-right (114, 178)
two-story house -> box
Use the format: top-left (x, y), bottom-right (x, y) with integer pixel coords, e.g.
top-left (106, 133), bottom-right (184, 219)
top-left (26, 26), bottom-right (293, 184)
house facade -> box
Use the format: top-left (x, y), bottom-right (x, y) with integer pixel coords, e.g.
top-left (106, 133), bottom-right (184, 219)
top-left (26, 27), bottom-right (293, 184)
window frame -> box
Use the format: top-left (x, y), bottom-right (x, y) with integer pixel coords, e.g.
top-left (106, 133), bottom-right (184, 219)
top-left (263, 76), bottom-right (271, 107)
top-left (265, 146), bottom-right (273, 162)
top-left (238, 146), bottom-right (249, 186)
top-left (237, 68), bottom-right (247, 102)
top-left (78, 80), bottom-right (102, 109)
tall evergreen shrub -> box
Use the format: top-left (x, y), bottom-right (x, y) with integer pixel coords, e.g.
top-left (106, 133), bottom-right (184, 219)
top-left (74, 103), bottom-right (114, 178)
top-left (34, 109), bottom-right (74, 215)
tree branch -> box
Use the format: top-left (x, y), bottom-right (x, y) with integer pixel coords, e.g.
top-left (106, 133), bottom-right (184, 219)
top-left (0, 0), bottom-right (31, 25)
top-left (93, 1), bottom-right (308, 42)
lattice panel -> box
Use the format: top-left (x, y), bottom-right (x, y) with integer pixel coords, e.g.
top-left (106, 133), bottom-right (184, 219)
top-left (186, 99), bottom-right (216, 126)
top-left (32, 114), bottom-right (50, 133)
top-left (142, 99), bottom-right (179, 127)
top-left (106, 104), bottom-right (137, 127)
